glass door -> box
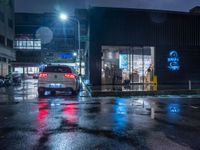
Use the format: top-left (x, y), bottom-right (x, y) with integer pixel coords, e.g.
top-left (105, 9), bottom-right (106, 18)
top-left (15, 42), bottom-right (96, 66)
top-left (130, 47), bottom-right (154, 84)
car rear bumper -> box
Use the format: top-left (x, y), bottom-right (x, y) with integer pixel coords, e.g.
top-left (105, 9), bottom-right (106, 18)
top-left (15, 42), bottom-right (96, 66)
top-left (38, 82), bottom-right (76, 91)
top-left (38, 87), bottom-right (74, 92)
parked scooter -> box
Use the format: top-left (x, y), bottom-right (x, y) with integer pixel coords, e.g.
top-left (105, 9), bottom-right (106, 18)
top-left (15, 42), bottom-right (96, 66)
top-left (4, 74), bottom-right (12, 87)
top-left (0, 76), bottom-right (5, 87)
top-left (12, 73), bottom-right (22, 85)
top-left (1, 72), bottom-right (22, 87)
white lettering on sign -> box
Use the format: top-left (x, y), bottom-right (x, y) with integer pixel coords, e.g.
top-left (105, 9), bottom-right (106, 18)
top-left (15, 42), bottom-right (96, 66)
top-left (167, 50), bottom-right (180, 71)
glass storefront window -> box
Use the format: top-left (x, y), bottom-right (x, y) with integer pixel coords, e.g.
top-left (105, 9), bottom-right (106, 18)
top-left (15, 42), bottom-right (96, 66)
top-left (101, 46), bottom-right (154, 85)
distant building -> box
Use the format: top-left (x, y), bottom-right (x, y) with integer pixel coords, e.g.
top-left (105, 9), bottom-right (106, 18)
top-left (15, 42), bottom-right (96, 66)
top-left (190, 6), bottom-right (200, 13)
top-left (88, 7), bottom-right (200, 89)
top-left (0, 0), bottom-right (15, 76)
top-left (13, 12), bottom-right (79, 75)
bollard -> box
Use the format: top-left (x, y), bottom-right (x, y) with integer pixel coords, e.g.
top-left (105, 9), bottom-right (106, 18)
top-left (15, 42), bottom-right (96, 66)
top-left (189, 80), bottom-right (191, 91)
top-left (150, 102), bottom-right (155, 119)
top-left (151, 107), bottom-right (155, 119)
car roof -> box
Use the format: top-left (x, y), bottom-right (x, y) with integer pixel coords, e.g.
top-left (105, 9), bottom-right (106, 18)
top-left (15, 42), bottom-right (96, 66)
top-left (46, 65), bottom-right (70, 67)
top-left (43, 65), bottom-right (74, 73)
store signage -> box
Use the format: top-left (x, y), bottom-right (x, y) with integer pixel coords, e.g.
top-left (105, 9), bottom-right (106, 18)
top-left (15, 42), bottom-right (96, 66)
top-left (168, 104), bottom-right (180, 113)
top-left (119, 54), bottom-right (128, 69)
top-left (167, 50), bottom-right (180, 71)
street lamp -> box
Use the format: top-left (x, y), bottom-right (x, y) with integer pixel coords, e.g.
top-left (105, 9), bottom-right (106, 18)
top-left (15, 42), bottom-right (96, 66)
top-left (59, 13), bottom-right (68, 21)
top-left (73, 52), bottom-right (77, 56)
top-left (59, 13), bottom-right (81, 76)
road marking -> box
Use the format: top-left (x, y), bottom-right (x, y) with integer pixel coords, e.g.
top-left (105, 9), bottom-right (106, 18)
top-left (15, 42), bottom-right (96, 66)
top-left (190, 106), bottom-right (199, 109)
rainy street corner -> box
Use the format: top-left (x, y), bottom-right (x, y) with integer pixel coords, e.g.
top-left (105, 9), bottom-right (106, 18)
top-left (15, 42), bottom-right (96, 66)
top-left (2, 1), bottom-right (200, 149)
top-left (0, 79), bottom-right (200, 150)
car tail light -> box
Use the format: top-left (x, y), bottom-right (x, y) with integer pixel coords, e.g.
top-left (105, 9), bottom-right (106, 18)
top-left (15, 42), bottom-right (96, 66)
top-left (64, 73), bottom-right (75, 79)
top-left (39, 73), bottom-right (48, 78)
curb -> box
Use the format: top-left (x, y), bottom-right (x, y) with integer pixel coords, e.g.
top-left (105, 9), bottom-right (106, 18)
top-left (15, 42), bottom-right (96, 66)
top-left (89, 89), bottom-right (200, 97)
top-left (80, 78), bottom-right (92, 97)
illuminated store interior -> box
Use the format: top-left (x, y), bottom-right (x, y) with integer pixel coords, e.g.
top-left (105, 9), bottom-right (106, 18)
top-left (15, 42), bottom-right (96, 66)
top-left (101, 46), bottom-right (155, 85)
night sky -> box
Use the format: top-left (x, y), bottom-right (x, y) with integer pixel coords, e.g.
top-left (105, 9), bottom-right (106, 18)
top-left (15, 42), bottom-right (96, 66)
top-left (15, 0), bottom-right (200, 14)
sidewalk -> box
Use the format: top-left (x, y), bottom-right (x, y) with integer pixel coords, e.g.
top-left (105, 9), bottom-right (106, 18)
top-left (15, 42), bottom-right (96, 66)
top-left (85, 84), bottom-right (200, 97)
top-left (0, 87), bottom-right (6, 94)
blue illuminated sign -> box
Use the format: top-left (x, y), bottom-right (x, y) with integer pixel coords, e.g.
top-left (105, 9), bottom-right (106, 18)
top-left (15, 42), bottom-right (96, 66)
top-left (167, 50), bottom-right (180, 71)
top-left (119, 54), bottom-right (128, 69)
top-left (168, 104), bottom-right (180, 113)
top-left (112, 98), bottom-right (127, 131)
top-left (59, 53), bottom-right (73, 59)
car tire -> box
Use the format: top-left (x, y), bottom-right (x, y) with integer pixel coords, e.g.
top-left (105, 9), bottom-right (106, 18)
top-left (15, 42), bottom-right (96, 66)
top-left (78, 84), bottom-right (81, 92)
top-left (72, 89), bottom-right (78, 95)
top-left (38, 88), bottom-right (45, 97)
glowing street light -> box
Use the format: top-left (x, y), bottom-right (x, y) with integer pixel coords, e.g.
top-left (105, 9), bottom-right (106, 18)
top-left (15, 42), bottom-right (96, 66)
top-left (59, 13), bottom-right (68, 21)
top-left (73, 52), bottom-right (77, 56)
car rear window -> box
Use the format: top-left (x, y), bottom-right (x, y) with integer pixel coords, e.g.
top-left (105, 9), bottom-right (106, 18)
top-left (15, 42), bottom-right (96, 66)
top-left (43, 66), bottom-right (72, 73)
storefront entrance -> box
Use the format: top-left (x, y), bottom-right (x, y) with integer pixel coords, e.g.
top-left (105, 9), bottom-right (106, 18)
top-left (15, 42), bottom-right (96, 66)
top-left (101, 46), bottom-right (155, 85)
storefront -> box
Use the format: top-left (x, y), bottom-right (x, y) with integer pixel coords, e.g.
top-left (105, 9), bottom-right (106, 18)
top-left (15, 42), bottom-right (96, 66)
top-left (88, 7), bottom-right (200, 88)
top-left (101, 46), bottom-right (154, 85)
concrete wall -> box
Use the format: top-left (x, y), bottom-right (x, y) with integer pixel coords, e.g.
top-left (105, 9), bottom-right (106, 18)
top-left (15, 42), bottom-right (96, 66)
top-left (0, 0), bottom-right (15, 76)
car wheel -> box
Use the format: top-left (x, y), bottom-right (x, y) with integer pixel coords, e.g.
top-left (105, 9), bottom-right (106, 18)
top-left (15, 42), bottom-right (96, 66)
top-left (77, 84), bottom-right (81, 92)
top-left (71, 89), bottom-right (78, 95)
top-left (38, 88), bottom-right (45, 97)
top-left (38, 91), bottom-right (45, 97)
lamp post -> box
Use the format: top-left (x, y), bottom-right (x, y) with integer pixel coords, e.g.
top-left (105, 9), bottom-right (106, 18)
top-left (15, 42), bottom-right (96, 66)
top-left (59, 13), bottom-right (81, 76)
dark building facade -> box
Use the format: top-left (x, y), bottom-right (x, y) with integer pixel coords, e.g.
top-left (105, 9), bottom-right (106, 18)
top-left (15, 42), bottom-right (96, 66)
top-left (88, 7), bottom-right (200, 88)
top-left (13, 12), bottom-right (80, 75)
top-left (0, 0), bottom-right (15, 76)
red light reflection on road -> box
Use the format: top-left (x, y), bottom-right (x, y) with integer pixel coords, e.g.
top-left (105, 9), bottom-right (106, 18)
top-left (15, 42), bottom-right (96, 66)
top-left (36, 100), bottom-right (49, 132)
top-left (63, 104), bottom-right (77, 124)
top-left (38, 102), bottom-right (48, 121)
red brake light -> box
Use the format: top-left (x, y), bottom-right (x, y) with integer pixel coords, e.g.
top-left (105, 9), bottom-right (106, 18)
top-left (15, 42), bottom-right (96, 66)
top-left (64, 73), bottom-right (75, 79)
top-left (39, 73), bottom-right (48, 78)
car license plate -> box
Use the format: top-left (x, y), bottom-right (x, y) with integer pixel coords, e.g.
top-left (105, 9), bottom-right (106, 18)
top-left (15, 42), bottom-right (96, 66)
top-left (49, 83), bottom-right (61, 88)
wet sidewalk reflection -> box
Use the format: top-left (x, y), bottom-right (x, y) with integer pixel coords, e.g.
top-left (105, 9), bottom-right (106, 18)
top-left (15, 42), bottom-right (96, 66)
top-left (90, 84), bottom-right (155, 92)
top-left (0, 79), bottom-right (38, 103)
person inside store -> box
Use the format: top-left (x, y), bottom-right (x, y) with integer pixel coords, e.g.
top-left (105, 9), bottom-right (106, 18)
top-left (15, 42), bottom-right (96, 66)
top-left (132, 69), bottom-right (139, 83)
top-left (145, 64), bottom-right (153, 83)
top-left (144, 64), bottom-right (153, 91)
top-left (111, 65), bottom-right (116, 90)
top-left (123, 70), bottom-right (130, 89)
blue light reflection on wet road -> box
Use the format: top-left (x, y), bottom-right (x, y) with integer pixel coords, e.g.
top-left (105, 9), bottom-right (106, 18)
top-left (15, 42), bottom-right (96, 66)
top-left (112, 98), bottom-right (128, 132)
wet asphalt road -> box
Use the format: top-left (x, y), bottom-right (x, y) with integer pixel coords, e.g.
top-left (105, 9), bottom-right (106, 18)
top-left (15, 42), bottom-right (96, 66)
top-left (0, 80), bottom-right (200, 150)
